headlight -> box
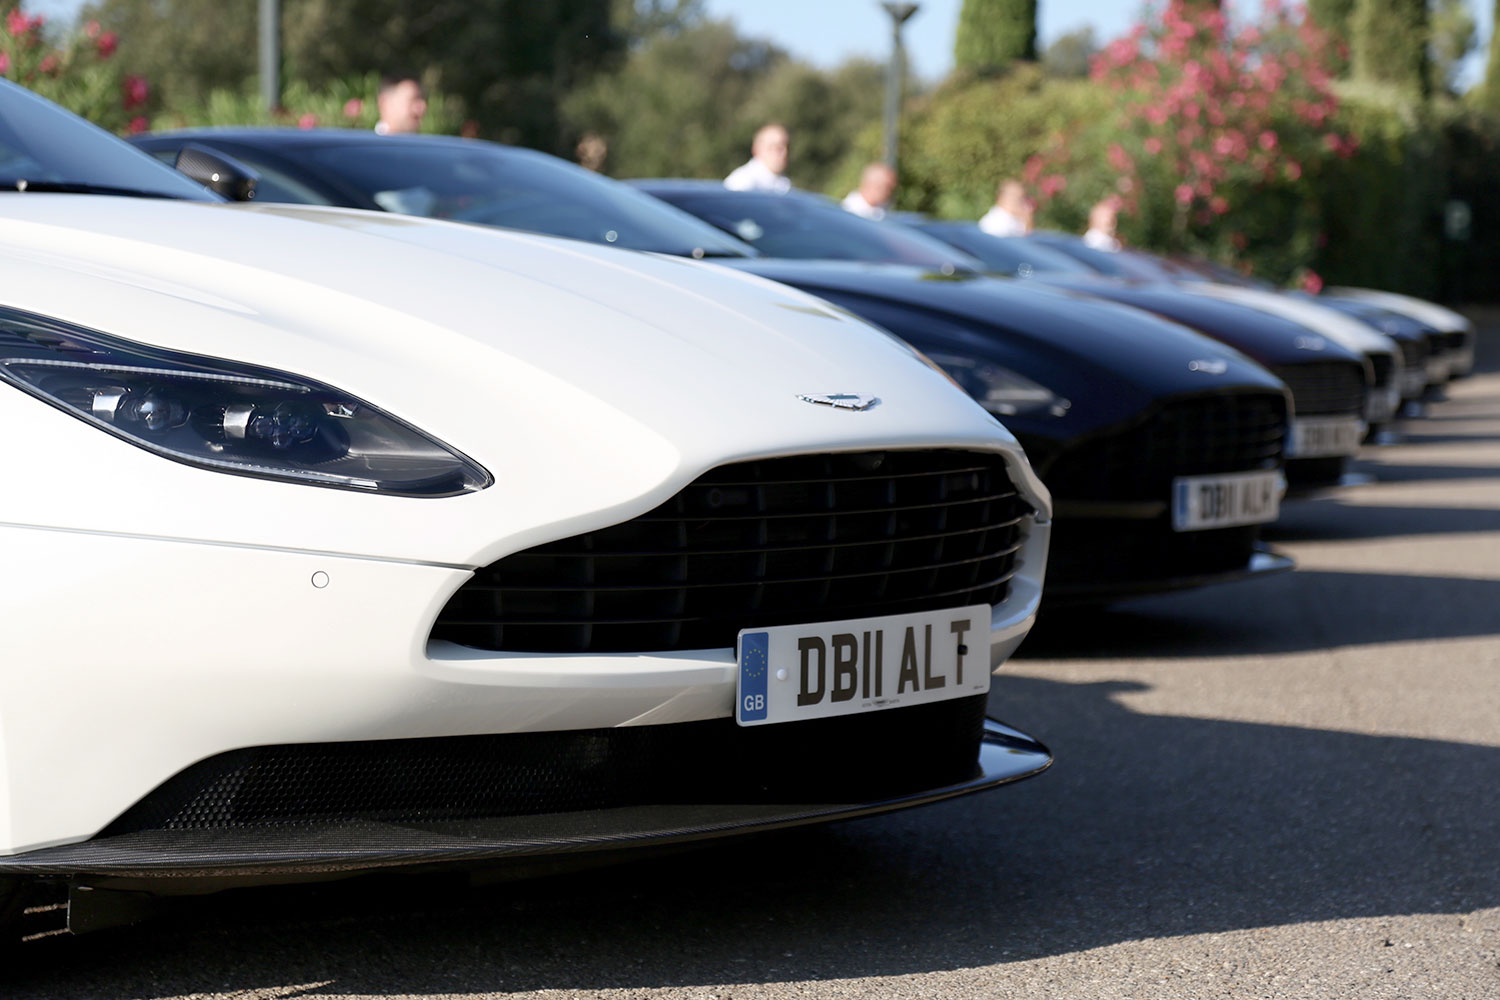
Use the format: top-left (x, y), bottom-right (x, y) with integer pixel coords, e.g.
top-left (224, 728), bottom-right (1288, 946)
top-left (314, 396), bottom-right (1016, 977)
top-left (0, 309), bottom-right (491, 497)
top-left (926, 352), bottom-right (1071, 418)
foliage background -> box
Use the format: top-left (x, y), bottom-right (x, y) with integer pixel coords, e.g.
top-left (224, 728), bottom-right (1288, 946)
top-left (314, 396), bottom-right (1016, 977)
top-left (1, 0), bottom-right (1498, 301)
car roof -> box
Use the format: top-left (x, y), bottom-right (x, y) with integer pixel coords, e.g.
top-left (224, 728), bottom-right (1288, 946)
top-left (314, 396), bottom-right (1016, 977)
top-left (139, 127), bottom-right (499, 153)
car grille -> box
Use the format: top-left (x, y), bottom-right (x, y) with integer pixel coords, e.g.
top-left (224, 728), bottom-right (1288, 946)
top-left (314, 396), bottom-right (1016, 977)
top-left (1397, 337), bottom-right (1427, 369)
top-left (1368, 353), bottom-right (1394, 393)
top-left (1044, 391), bottom-right (1287, 502)
top-left (101, 694), bottom-right (991, 833)
top-left (1272, 361), bottom-right (1366, 416)
top-left (432, 450), bottom-right (1033, 654)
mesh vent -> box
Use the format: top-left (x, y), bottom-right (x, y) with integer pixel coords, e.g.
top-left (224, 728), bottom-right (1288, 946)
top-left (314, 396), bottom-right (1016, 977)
top-left (1272, 361), bottom-right (1366, 416)
top-left (103, 694), bottom-right (991, 833)
top-left (1045, 392), bottom-right (1287, 502)
top-left (433, 450), bottom-right (1032, 653)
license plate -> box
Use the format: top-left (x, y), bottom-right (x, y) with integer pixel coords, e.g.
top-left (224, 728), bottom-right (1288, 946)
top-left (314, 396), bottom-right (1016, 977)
top-left (1172, 470), bottom-right (1281, 531)
top-left (1287, 416), bottom-right (1363, 458)
top-left (736, 605), bottom-right (990, 727)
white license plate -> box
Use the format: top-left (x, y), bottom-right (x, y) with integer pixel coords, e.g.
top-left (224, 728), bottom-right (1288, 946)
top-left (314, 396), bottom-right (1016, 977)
top-left (1287, 416), bottom-right (1363, 458)
top-left (1172, 470), bottom-right (1281, 531)
top-left (736, 605), bottom-right (991, 727)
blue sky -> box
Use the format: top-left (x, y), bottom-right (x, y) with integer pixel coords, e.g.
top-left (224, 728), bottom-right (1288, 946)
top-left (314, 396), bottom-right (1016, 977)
top-left (703, 0), bottom-right (1494, 90)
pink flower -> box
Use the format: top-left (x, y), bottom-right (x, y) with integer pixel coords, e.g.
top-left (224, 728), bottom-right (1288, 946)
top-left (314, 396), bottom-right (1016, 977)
top-left (126, 116), bottom-right (148, 135)
top-left (1210, 196), bottom-right (1229, 215)
top-left (1144, 137), bottom-right (1163, 155)
top-left (39, 53), bottom-right (59, 75)
top-left (1258, 130), bottom-right (1278, 151)
top-left (343, 98), bottom-right (363, 118)
top-left (6, 9), bottom-right (29, 36)
top-left (1284, 161), bottom-right (1303, 181)
top-left (84, 19), bottom-right (101, 38)
top-left (0, 52), bottom-right (8, 75)
top-left (1107, 142), bottom-right (1132, 172)
top-left (1301, 271), bottom-right (1324, 294)
top-left (297, 112), bottom-right (318, 129)
top-left (1175, 183), bottom-right (1194, 205)
top-left (122, 74), bottom-right (149, 110)
top-left (96, 31), bottom-right (118, 59)
top-left (1039, 174), bottom-right (1068, 199)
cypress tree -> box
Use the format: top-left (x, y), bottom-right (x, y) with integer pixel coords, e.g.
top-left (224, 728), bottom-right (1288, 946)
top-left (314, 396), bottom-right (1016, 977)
top-left (953, 0), bottom-right (1037, 73)
top-left (1308, 0), bottom-right (1357, 36)
top-left (1480, 0), bottom-right (1500, 113)
top-left (1350, 0), bottom-right (1430, 94)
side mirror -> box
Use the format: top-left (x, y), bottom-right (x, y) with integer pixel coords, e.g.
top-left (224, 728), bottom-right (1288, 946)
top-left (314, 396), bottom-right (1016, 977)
top-left (174, 143), bottom-right (259, 202)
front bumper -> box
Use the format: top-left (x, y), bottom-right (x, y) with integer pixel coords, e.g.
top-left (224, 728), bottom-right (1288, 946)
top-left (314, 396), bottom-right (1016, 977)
top-left (0, 512), bottom-right (1048, 862)
top-left (0, 718), bottom-right (1049, 880)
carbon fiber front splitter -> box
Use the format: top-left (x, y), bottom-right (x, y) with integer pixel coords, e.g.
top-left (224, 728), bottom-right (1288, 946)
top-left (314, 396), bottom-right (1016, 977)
top-left (0, 719), bottom-right (1049, 881)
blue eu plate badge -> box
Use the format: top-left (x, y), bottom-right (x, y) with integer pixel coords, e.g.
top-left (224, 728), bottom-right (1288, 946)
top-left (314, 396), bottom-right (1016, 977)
top-left (738, 631), bottom-right (769, 723)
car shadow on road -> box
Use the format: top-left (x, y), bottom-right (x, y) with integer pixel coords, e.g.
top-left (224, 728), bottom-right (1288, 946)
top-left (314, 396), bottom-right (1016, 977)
top-left (1023, 564), bottom-right (1500, 659)
top-left (1266, 499), bottom-right (1500, 540)
top-left (8, 676), bottom-right (1496, 997)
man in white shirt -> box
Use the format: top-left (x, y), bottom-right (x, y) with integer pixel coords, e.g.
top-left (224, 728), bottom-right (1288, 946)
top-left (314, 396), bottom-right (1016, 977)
top-left (1082, 198), bottom-right (1123, 252)
top-left (841, 162), bottom-right (898, 221)
top-left (724, 124), bottom-right (791, 193)
top-left (978, 179), bottom-right (1032, 237)
top-left (375, 73), bottom-right (427, 135)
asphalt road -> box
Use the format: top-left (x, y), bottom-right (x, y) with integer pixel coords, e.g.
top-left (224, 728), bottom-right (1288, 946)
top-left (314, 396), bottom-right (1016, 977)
top-left (10, 321), bottom-right (1500, 1000)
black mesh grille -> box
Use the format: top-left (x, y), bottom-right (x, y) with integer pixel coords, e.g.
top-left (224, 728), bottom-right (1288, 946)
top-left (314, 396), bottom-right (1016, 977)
top-left (103, 694), bottom-right (991, 833)
top-left (1398, 337), bottom-right (1428, 368)
top-left (433, 450), bottom-right (1032, 654)
top-left (1368, 353), bottom-right (1394, 392)
top-left (1045, 392), bottom-right (1287, 502)
top-left (1272, 361), bottom-right (1366, 416)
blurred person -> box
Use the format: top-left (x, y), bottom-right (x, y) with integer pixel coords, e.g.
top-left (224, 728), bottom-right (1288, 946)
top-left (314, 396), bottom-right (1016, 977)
top-left (841, 162), bottom-right (898, 220)
top-left (724, 123), bottom-right (791, 193)
top-left (576, 131), bottom-right (608, 172)
top-left (978, 179), bottom-right (1032, 237)
top-left (1082, 197), bottom-right (1122, 252)
top-left (375, 72), bottom-right (427, 135)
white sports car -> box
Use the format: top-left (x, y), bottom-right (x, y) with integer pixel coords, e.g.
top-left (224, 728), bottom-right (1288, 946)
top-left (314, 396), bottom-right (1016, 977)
top-left (0, 82), bottom-right (1051, 933)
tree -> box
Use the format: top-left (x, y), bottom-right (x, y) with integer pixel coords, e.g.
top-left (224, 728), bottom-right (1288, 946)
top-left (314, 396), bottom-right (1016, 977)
top-left (1042, 26), bottom-right (1095, 78)
top-left (562, 20), bottom-right (785, 180)
top-left (1350, 0), bottom-right (1429, 94)
top-left (1480, 0), bottom-right (1500, 113)
top-left (1428, 0), bottom-right (1477, 96)
top-left (953, 0), bottom-right (1036, 72)
top-left (1307, 0), bottom-right (1356, 73)
top-left (84, 0), bottom-right (620, 150)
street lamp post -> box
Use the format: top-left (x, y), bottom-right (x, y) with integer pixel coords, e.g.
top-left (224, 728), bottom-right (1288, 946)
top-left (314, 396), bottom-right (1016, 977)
top-left (881, 2), bottom-right (920, 172)
top-left (259, 0), bottom-right (280, 112)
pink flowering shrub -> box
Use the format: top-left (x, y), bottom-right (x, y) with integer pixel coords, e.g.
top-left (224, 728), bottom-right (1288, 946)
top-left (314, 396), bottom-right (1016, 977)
top-left (1027, 0), bottom-right (1356, 278)
top-left (0, 9), bottom-right (149, 133)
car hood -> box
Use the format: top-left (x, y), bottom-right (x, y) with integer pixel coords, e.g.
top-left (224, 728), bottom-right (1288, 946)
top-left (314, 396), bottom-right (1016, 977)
top-left (1326, 287), bottom-right (1473, 335)
top-left (0, 197), bottom-right (1046, 565)
top-left (723, 259), bottom-right (1285, 431)
top-left (1181, 284), bottom-right (1398, 359)
top-left (1033, 273), bottom-right (1370, 369)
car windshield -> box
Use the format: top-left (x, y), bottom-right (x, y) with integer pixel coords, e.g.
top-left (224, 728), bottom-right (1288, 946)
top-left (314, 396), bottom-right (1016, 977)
top-left (643, 188), bottom-right (983, 271)
top-left (0, 81), bottom-right (214, 200)
top-left (915, 223), bottom-right (1094, 276)
top-left (298, 141), bottom-right (752, 257)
